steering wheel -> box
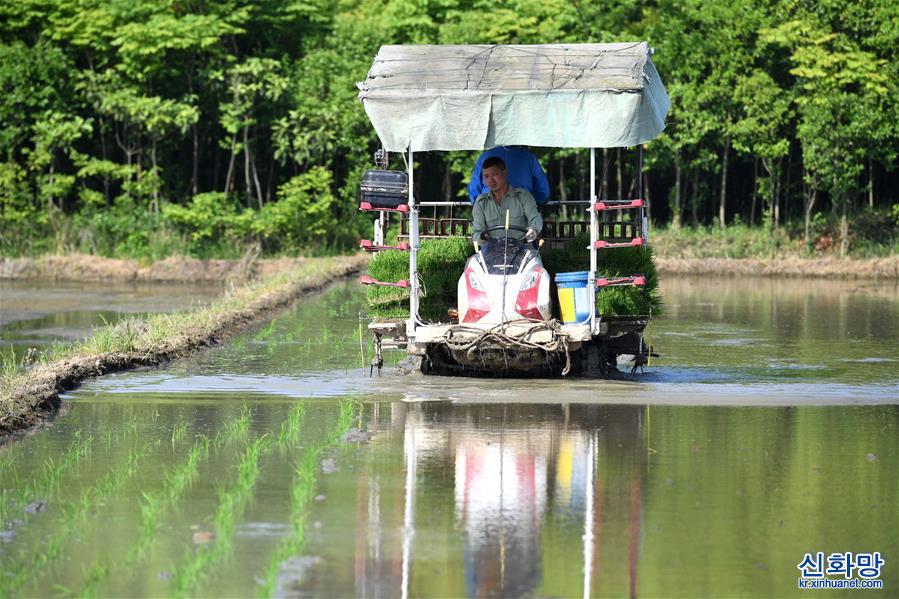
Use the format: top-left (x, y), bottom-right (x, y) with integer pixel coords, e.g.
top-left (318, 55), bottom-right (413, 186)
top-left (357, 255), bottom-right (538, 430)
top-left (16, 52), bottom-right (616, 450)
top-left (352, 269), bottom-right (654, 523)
top-left (480, 224), bottom-right (529, 241)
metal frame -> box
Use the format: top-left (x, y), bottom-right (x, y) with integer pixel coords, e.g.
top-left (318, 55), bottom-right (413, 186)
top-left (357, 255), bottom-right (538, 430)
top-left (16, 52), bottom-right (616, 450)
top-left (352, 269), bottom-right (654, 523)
top-left (588, 148), bottom-right (598, 335)
top-left (407, 145), bottom-right (420, 336)
top-left (401, 145), bottom-right (645, 342)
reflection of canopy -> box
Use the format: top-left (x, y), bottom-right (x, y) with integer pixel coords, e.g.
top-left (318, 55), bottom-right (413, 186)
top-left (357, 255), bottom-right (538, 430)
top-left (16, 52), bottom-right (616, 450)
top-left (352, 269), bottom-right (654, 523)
top-left (358, 43), bottom-right (670, 152)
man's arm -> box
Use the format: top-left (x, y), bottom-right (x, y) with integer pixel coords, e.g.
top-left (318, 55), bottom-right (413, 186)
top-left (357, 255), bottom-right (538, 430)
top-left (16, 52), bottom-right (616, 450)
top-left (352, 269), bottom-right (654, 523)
top-left (521, 190), bottom-right (543, 235)
top-left (529, 154), bottom-right (551, 205)
top-left (472, 199), bottom-right (487, 241)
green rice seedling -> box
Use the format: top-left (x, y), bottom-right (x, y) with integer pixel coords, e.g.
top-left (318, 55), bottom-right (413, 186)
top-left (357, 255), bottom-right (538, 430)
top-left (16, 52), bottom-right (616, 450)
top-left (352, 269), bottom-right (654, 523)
top-left (331, 400), bottom-right (356, 444)
top-left (258, 450), bottom-right (319, 597)
top-left (171, 422), bottom-right (188, 449)
top-left (137, 491), bottom-right (163, 548)
top-left (0, 450), bottom-right (17, 482)
top-left (171, 434), bottom-right (272, 597)
top-left (259, 401), bottom-right (356, 597)
top-left (6, 533), bottom-right (66, 594)
top-left (3, 442), bottom-right (157, 596)
top-left (125, 411), bottom-right (141, 433)
top-left (78, 559), bottom-right (110, 598)
top-left (542, 234), bottom-right (663, 316)
top-left (254, 320), bottom-right (277, 342)
top-left (366, 237), bottom-right (472, 318)
top-left (0, 489), bottom-right (10, 529)
top-left (128, 435), bottom-right (210, 563)
top-left (277, 402), bottom-right (308, 452)
top-left (215, 404), bottom-right (252, 449)
top-left (24, 433), bottom-right (93, 502)
top-left (163, 439), bottom-right (207, 505)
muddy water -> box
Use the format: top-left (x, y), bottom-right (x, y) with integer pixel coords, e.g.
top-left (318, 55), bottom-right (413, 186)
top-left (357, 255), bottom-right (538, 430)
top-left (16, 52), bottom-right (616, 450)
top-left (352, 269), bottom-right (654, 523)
top-left (1, 277), bottom-right (897, 597)
top-left (0, 279), bottom-right (223, 360)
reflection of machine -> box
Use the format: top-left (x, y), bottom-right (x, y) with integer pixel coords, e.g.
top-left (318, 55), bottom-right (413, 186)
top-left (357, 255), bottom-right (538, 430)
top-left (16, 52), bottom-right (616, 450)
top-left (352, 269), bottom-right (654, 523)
top-left (348, 403), bottom-right (647, 598)
top-left (454, 412), bottom-right (549, 597)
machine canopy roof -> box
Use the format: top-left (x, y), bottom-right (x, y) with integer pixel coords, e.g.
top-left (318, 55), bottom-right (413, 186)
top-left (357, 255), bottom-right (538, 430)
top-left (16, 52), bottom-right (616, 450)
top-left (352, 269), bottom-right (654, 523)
top-left (358, 42), bottom-right (670, 152)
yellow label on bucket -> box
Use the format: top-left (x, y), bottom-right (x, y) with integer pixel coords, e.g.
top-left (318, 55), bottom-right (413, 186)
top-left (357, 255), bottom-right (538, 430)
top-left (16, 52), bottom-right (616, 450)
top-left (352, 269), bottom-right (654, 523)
top-left (558, 287), bottom-right (576, 324)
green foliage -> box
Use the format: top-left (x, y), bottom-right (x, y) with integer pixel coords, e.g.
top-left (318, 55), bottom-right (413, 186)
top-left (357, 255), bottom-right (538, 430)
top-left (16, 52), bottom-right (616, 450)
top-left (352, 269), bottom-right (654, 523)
top-left (162, 192), bottom-right (251, 256)
top-left (256, 167), bottom-right (340, 251)
top-left (0, 0), bottom-right (897, 259)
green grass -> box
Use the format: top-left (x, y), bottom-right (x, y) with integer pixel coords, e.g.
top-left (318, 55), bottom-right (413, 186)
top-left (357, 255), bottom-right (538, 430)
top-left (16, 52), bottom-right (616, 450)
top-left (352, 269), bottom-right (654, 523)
top-left (651, 212), bottom-right (899, 259)
top-left (1, 255), bottom-right (361, 433)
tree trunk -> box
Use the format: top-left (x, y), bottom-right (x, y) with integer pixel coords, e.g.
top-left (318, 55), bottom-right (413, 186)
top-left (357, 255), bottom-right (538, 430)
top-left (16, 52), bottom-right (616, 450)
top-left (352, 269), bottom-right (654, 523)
top-left (150, 138), bottom-right (159, 213)
top-left (750, 157), bottom-right (758, 226)
top-left (266, 160), bottom-right (275, 204)
top-left (243, 125), bottom-right (253, 207)
top-left (719, 138), bottom-right (729, 228)
top-left (691, 167), bottom-right (699, 228)
top-left (773, 164), bottom-right (780, 230)
top-left (558, 158), bottom-right (567, 202)
top-left (804, 183), bottom-right (817, 247)
top-left (784, 142), bottom-right (793, 222)
top-left (868, 158), bottom-right (874, 208)
top-left (224, 132), bottom-right (238, 194)
top-left (672, 151), bottom-right (682, 229)
top-left (840, 201), bottom-right (849, 256)
top-left (616, 148), bottom-right (623, 201)
top-left (249, 128), bottom-right (264, 209)
top-left (98, 115), bottom-right (111, 205)
top-left (761, 158), bottom-right (774, 230)
top-left (601, 149), bottom-right (609, 201)
top-left (48, 162), bottom-right (56, 211)
top-left (191, 123), bottom-right (199, 196)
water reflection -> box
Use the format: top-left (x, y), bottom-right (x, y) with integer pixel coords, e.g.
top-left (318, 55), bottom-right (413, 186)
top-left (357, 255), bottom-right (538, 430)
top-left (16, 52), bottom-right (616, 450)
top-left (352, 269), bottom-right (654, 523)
top-left (346, 403), bottom-right (649, 599)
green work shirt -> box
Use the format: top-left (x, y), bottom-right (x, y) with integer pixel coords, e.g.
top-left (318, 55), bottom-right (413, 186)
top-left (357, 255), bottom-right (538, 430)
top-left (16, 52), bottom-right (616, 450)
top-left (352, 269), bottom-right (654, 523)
top-left (472, 186), bottom-right (543, 241)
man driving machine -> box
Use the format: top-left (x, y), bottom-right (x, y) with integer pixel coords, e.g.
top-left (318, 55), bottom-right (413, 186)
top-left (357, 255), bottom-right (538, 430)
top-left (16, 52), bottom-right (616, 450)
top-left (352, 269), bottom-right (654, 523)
top-left (471, 157), bottom-right (543, 243)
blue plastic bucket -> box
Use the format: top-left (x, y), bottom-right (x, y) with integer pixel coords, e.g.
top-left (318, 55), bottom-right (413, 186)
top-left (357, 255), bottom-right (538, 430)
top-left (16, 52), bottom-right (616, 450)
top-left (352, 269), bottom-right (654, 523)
top-left (555, 271), bottom-right (591, 324)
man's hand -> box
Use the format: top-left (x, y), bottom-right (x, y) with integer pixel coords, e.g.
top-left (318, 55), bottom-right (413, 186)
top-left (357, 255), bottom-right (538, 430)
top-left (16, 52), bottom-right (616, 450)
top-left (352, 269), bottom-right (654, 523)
top-left (525, 228), bottom-right (538, 242)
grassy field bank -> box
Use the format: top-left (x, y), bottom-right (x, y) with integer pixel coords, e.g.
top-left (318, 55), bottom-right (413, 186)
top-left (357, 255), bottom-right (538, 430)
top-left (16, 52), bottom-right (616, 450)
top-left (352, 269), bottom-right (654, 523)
top-left (650, 224), bottom-right (898, 278)
top-left (0, 254), bottom-right (368, 435)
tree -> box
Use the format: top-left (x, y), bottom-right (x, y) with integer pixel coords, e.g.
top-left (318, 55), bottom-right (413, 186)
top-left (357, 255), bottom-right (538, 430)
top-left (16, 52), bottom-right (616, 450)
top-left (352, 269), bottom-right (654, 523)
top-left (765, 19), bottom-right (891, 254)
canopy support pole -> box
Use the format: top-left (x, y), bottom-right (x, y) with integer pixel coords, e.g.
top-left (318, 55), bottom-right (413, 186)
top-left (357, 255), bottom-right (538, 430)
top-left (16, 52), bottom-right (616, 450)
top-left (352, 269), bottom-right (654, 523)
top-left (589, 148), bottom-right (598, 334)
top-left (637, 145), bottom-right (648, 244)
top-left (408, 145), bottom-right (420, 335)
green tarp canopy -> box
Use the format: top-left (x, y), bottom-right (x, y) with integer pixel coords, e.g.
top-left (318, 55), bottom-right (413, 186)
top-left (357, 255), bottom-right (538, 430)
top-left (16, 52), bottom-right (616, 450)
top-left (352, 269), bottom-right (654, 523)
top-left (358, 42), bottom-right (670, 152)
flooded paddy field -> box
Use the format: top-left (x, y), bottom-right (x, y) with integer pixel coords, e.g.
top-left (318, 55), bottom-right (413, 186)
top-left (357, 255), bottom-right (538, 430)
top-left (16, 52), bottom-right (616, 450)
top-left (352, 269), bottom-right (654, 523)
top-left (1, 277), bottom-right (897, 597)
top-left (0, 279), bottom-right (223, 361)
